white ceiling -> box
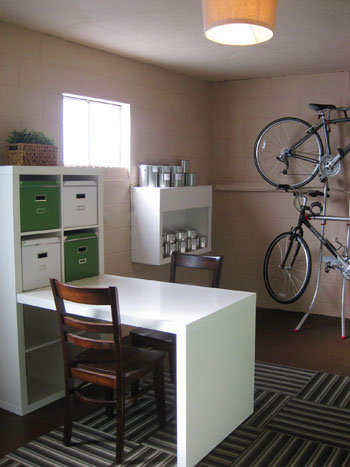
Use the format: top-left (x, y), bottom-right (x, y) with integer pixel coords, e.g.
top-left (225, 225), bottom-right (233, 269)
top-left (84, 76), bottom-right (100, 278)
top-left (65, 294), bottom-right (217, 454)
top-left (1, 0), bottom-right (350, 81)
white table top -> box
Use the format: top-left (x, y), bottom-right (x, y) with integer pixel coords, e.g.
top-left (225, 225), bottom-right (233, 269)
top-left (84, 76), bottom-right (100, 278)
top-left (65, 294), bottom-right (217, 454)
top-left (17, 274), bottom-right (255, 334)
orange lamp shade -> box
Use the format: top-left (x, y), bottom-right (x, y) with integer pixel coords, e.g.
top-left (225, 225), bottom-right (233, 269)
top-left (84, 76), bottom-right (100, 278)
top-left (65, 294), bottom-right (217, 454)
top-left (202, 0), bottom-right (277, 45)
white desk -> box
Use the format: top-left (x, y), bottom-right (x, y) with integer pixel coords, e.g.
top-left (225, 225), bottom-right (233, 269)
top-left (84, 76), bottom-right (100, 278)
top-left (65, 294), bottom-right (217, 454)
top-left (17, 274), bottom-right (256, 467)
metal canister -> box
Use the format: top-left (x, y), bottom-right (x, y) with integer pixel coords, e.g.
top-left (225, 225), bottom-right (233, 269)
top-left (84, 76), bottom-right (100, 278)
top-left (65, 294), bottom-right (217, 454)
top-left (138, 164), bottom-right (149, 187)
top-left (169, 243), bottom-right (177, 256)
top-left (187, 229), bottom-right (197, 239)
top-left (195, 236), bottom-right (200, 248)
top-left (159, 165), bottom-right (172, 188)
top-left (171, 165), bottom-right (183, 186)
top-left (190, 238), bottom-right (197, 251)
top-left (164, 243), bottom-right (170, 257)
top-left (179, 241), bottom-right (187, 253)
top-left (200, 236), bottom-right (208, 249)
top-left (181, 160), bottom-right (189, 173)
top-left (185, 173), bottom-right (196, 186)
top-left (173, 172), bottom-right (184, 187)
top-left (148, 165), bottom-right (159, 187)
top-left (175, 230), bottom-right (187, 242)
top-left (164, 232), bottom-right (176, 243)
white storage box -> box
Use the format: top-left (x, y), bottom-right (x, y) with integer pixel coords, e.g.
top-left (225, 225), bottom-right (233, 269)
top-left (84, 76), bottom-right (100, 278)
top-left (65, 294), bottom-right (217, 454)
top-left (22, 237), bottom-right (61, 291)
top-left (62, 180), bottom-right (97, 228)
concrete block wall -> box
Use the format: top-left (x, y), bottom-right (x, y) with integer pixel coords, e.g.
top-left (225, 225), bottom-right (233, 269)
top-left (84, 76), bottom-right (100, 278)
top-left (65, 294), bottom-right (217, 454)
top-left (2, 20), bottom-right (350, 319)
top-left (209, 71), bottom-right (350, 318)
top-left (0, 22), bottom-right (210, 282)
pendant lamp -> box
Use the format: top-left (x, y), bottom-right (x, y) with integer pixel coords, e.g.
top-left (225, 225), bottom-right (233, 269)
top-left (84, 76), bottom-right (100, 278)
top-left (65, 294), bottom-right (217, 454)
top-left (202, 0), bottom-right (277, 46)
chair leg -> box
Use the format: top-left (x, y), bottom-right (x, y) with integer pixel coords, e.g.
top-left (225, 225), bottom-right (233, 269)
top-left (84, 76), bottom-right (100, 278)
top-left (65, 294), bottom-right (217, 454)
top-left (104, 387), bottom-right (114, 418)
top-left (115, 386), bottom-right (125, 465)
top-left (63, 390), bottom-right (74, 446)
top-left (168, 346), bottom-right (176, 384)
top-left (153, 362), bottom-right (166, 429)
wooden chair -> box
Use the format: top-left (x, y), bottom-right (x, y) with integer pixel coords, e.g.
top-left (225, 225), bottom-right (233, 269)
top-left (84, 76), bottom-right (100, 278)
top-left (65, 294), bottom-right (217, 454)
top-left (129, 252), bottom-right (224, 383)
top-left (50, 278), bottom-right (166, 465)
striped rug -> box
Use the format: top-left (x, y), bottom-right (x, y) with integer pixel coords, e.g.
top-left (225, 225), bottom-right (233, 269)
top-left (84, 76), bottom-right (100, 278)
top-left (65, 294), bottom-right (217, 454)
top-left (1, 361), bottom-right (350, 466)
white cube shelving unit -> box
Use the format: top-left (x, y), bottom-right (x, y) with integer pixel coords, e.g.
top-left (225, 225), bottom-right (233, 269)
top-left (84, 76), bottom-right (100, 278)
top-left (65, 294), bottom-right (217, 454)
top-left (131, 186), bottom-right (212, 265)
top-left (0, 165), bottom-right (104, 415)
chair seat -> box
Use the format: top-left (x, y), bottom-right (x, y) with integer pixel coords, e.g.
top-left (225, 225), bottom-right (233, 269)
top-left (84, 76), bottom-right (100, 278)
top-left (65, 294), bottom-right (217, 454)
top-left (130, 328), bottom-right (176, 345)
top-left (71, 345), bottom-right (165, 387)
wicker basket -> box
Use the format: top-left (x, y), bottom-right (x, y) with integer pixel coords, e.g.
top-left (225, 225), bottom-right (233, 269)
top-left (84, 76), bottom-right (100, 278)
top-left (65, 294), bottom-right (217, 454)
top-left (6, 143), bottom-right (58, 166)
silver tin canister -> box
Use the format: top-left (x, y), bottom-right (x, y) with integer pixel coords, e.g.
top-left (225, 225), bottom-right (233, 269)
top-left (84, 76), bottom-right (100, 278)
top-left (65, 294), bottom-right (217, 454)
top-left (185, 173), bottom-right (196, 186)
top-left (190, 238), bottom-right (197, 251)
top-left (175, 230), bottom-right (187, 242)
top-left (169, 243), bottom-right (177, 256)
top-left (164, 243), bottom-right (170, 257)
top-left (187, 229), bottom-right (197, 239)
top-left (181, 160), bottom-right (189, 173)
top-left (173, 173), bottom-right (184, 187)
top-left (200, 236), bottom-right (208, 248)
top-left (180, 241), bottom-right (187, 253)
top-left (159, 172), bottom-right (171, 188)
top-left (171, 165), bottom-right (183, 186)
top-left (148, 165), bottom-right (159, 187)
top-left (164, 232), bottom-right (176, 243)
top-left (138, 164), bottom-right (149, 187)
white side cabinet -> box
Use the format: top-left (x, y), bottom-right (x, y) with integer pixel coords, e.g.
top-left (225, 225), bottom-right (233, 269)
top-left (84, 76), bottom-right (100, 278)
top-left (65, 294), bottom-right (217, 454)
top-left (0, 166), bottom-right (104, 415)
top-left (131, 186), bottom-right (212, 265)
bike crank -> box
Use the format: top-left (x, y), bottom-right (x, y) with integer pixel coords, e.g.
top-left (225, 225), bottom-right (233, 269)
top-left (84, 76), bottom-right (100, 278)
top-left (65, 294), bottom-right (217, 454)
top-left (319, 154), bottom-right (341, 179)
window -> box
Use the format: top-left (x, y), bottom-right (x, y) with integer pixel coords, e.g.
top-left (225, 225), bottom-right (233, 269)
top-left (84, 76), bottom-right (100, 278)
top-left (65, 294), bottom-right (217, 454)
top-left (63, 94), bottom-right (130, 169)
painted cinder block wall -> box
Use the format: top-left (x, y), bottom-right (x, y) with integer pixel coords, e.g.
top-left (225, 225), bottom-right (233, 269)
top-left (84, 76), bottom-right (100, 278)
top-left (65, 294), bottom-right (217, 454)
top-left (0, 22), bottom-right (210, 285)
top-left (1, 21), bottom-right (350, 317)
top-left (209, 72), bottom-right (350, 318)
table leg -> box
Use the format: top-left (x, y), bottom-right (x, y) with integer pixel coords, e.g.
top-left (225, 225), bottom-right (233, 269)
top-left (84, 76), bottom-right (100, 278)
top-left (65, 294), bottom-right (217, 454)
top-left (176, 295), bottom-right (256, 467)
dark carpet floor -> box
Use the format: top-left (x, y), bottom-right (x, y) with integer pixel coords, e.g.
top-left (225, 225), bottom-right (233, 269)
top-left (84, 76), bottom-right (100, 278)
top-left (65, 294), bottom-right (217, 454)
top-left (1, 361), bottom-right (350, 466)
top-left (0, 307), bottom-right (350, 465)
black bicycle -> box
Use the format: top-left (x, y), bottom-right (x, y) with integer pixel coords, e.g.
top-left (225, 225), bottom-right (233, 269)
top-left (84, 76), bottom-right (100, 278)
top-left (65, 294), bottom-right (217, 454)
top-left (254, 103), bottom-right (350, 188)
top-left (264, 188), bottom-right (350, 304)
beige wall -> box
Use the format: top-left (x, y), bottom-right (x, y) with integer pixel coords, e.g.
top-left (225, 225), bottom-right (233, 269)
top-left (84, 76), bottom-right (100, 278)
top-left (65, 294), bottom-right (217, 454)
top-left (2, 21), bottom-right (350, 318)
top-left (0, 22), bottom-right (210, 283)
top-left (209, 72), bottom-right (350, 318)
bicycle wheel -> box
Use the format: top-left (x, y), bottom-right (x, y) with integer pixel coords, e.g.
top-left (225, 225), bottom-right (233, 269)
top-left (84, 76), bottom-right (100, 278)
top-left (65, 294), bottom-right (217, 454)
top-left (254, 117), bottom-right (324, 188)
top-left (264, 232), bottom-right (311, 304)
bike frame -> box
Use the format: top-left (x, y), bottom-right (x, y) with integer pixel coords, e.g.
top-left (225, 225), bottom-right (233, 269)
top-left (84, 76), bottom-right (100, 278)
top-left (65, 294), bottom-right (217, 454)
top-left (290, 203), bottom-right (350, 272)
top-left (290, 111), bottom-right (350, 162)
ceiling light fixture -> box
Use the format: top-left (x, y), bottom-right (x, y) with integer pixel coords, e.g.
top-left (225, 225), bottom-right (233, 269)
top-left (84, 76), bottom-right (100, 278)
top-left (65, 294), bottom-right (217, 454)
top-left (201, 0), bottom-right (277, 46)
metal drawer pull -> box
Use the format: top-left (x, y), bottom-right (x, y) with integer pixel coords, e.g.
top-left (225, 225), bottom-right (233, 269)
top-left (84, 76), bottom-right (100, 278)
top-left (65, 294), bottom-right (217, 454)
top-left (76, 193), bottom-right (86, 199)
top-left (79, 258), bottom-right (87, 265)
top-left (35, 195), bottom-right (46, 202)
top-left (36, 208), bottom-right (46, 214)
top-left (77, 246), bottom-right (87, 253)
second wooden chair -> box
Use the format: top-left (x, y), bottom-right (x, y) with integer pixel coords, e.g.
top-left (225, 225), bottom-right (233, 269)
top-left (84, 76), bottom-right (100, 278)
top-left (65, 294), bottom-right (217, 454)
top-left (129, 252), bottom-right (224, 383)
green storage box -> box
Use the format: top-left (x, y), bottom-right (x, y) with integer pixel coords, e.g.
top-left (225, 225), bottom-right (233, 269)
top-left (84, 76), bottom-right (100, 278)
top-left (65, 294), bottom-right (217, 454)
top-left (64, 232), bottom-right (98, 282)
top-left (20, 180), bottom-right (59, 232)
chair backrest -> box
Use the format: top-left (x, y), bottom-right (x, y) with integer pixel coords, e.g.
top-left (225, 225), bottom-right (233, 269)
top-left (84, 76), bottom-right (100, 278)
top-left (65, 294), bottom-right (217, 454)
top-left (169, 252), bottom-right (223, 288)
top-left (50, 278), bottom-right (123, 381)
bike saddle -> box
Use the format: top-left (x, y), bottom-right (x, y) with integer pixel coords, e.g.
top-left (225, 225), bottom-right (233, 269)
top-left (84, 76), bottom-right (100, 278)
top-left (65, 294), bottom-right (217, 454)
top-left (309, 103), bottom-right (336, 112)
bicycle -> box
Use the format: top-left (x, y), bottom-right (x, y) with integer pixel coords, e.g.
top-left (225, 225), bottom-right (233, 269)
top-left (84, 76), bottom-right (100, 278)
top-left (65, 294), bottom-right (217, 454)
top-left (254, 103), bottom-right (350, 189)
top-left (263, 188), bottom-right (350, 304)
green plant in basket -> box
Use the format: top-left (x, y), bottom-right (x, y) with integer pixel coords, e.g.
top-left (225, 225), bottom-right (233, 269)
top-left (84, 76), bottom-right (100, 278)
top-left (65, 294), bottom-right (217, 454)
top-left (7, 129), bottom-right (56, 146)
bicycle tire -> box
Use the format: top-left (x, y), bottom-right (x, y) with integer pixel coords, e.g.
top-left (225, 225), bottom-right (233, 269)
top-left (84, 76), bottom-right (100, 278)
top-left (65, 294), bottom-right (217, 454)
top-left (254, 117), bottom-right (324, 188)
top-left (264, 231), bottom-right (311, 304)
